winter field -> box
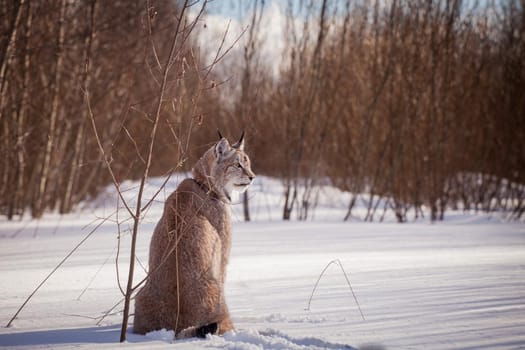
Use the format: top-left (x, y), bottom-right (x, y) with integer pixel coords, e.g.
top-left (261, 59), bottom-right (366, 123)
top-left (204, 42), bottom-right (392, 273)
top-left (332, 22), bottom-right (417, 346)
top-left (1, 175), bottom-right (524, 350)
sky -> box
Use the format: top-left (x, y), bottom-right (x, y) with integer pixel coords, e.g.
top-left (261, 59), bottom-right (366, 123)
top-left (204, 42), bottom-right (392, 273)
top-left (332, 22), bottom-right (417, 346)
top-left (190, 0), bottom-right (370, 77)
top-left (191, 0), bottom-right (288, 74)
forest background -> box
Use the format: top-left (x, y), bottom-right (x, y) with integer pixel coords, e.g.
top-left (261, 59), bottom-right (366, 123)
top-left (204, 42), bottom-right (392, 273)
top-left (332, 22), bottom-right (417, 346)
top-left (1, 0), bottom-right (524, 222)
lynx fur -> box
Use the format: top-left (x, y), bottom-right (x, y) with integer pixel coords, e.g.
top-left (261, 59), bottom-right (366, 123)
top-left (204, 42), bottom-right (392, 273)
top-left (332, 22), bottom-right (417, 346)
top-left (133, 134), bottom-right (255, 338)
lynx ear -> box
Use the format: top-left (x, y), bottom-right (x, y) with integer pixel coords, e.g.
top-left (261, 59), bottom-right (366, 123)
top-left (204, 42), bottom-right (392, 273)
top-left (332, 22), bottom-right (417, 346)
top-left (214, 138), bottom-right (231, 160)
top-left (232, 131), bottom-right (245, 151)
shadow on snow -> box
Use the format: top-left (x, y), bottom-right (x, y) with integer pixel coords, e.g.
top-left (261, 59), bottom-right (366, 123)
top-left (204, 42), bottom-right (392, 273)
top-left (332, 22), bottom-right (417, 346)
top-left (0, 325), bottom-right (124, 346)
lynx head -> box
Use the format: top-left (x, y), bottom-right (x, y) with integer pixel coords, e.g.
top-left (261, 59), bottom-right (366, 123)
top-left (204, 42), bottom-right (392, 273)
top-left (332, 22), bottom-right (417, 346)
top-left (192, 132), bottom-right (255, 202)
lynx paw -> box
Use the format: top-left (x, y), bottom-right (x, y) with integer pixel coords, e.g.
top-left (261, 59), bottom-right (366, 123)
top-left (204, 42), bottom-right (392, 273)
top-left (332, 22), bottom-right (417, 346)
top-left (196, 322), bottom-right (218, 338)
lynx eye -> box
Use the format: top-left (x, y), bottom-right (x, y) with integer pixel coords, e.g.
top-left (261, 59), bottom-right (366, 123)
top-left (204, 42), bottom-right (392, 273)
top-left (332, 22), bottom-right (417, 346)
top-left (235, 163), bottom-right (242, 169)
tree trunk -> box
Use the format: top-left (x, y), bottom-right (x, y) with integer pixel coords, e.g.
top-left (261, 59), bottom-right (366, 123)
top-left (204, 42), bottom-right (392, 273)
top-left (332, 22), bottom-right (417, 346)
top-left (10, 1), bottom-right (32, 219)
top-left (33, 0), bottom-right (67, 218)
top-left (61, 0), bottom-right (96, 214)
top-left (0, 0), bottom-right (25, 108)
top-left (243, 190), bottom-right (250, 221)
top-left (282, 180), bottom-right (297, 220)
top-left (0, 0), bottom-right (25, 211)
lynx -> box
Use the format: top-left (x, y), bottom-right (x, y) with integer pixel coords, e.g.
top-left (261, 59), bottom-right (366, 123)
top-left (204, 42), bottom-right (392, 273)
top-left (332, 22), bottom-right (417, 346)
top-left (133, 133), bottom-right (255, 339)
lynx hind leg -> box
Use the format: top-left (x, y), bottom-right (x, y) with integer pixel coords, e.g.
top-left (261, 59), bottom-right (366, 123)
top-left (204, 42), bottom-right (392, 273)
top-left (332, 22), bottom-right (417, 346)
top-left (217, 316), bottom-right (234, 335)
top-left (197, 322), bottom-right (219, 338)
top-left (133, 310), bottom-right (151, 335)
top-left (132, 290), bottom-right (148, 334)
top-left (133, 288), bottom-right (163, 335)
top-left (176, 323), bottom-right (217, 339)
top-left (174, 305), bottom-right (233, 339)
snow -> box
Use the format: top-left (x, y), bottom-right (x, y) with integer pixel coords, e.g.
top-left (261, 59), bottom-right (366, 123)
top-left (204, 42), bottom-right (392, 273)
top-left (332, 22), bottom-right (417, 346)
top-left (1, 175), bottom-right (524, 349)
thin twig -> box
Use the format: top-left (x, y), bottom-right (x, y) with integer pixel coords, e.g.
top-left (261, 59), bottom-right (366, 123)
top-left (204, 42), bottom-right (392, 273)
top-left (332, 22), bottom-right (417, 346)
top-left (203, 22), bottom-right (249, 81)
top-left (146, 0), bottom-right (162, 71)
top-left (140, 168), bottom-right (175, 212)
top-left (76, 246), bottom-right (117, 301)
top-left (97, 297), bottom-right (125, 326)
top-left (85, 88), bottom-right (134, 218)
top-left (135, 255), bottom-right (148, 275)
top-left (115, 194), bottom-right (126, 296)
top-left (305, 259), bottom-right (365, 321)
top-left (5, 215), bottom-right (111, 328)
top-left (123, 125), bottom-right (146, 164)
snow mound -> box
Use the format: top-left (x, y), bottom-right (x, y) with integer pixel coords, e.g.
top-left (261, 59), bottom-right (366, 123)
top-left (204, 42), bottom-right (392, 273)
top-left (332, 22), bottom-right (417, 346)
top-left (140, 328), bottom-right (355, 349)
top-left (144, 328), bottom-right (175, 341)
top-left (205, 329), bottom-right (355, 350)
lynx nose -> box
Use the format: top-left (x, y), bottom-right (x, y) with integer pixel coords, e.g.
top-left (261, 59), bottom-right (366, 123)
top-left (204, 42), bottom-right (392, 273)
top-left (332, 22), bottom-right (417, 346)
top-left (248, 175), bottom-right (255, 181)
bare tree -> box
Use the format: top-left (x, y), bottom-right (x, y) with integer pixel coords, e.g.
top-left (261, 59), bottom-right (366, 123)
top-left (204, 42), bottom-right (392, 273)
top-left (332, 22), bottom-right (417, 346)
top-left (32, 0), bottom-right (67, 218)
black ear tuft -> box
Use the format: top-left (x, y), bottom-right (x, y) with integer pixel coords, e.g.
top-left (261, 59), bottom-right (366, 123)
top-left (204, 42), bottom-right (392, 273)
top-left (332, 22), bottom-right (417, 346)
top-left (217, 129), bottom-right (223, 140)
top-left (232, 131), bottom-right (245, 150)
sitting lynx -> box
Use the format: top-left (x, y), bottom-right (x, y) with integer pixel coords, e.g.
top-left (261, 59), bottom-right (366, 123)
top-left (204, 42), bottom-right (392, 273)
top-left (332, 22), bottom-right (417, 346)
top-left (133, 133), bottom-right (255, 339)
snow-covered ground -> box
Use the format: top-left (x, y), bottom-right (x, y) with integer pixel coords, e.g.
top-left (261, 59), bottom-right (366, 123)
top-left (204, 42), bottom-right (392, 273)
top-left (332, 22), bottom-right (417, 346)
top-left (1, 175), bottom-right (524, 349)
